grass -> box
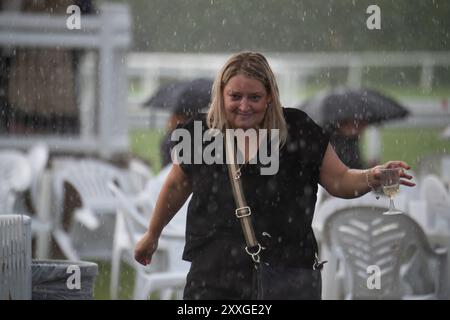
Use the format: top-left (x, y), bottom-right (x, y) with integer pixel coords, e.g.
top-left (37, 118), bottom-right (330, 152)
top-left (129, 128), bottom-right (166, 173)
top-left (296, 85), bottom-right (450, 103)
top-left (129, 125), bottom-right (450, 173)
top-left (93, 261), bottom-right (136, 300)
top-left (376, 127), bottom-right (450, 167)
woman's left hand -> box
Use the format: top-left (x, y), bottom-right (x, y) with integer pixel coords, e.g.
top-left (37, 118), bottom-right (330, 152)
top-left (367, 161), bottom-right (416, 189)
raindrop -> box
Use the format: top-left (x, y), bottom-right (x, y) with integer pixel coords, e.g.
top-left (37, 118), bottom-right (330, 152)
top-left (287, 142), bottom-right (298, 152)
top-left (299, 139), bottom-right (306, 148)
top-left (304, 186), bottom-right (312, 196)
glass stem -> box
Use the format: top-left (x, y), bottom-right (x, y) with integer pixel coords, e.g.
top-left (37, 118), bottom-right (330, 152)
top-left (389, 196), bottom-right (396, 212)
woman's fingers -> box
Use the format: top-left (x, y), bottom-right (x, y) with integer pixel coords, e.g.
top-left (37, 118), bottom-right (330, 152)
top-left (385, 161), bottom-right (411, 170)
top-left (401, 172), bottom-right (413, 179)
top-left (384, 161), bottom-right (416, 187)
top-left (134, 233), bottom-right (158, 266)
top-left (135, 251), bottom-right (151, 266)
top-left (400, 179), bottom-right (416, 187)
top-left (371, 161), bottom-right (416, 188)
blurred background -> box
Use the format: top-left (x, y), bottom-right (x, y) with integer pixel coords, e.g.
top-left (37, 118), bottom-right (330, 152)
top-left (0, 0), bottom-right (449, 300)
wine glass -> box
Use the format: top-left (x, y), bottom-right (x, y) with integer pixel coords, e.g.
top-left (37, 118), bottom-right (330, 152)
top-left (380, 168), bottom-right (402, 215)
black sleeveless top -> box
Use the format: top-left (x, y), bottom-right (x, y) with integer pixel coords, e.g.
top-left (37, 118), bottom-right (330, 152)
top-left (177, 108), bottom-right (329, 268)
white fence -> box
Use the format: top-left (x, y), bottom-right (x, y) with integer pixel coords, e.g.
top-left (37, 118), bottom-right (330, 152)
top-left (127, 52), bottom-right (450, 130)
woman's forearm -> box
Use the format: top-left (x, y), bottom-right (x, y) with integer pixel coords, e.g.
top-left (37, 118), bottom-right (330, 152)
top-left (327, 168), bottom-right (371, 199)
top-left (320, 144), bottom-right (377, 199)
top-left (147, 166), bottom-right (192, 239)
top-left (320, 143), bottom-right (415, 198)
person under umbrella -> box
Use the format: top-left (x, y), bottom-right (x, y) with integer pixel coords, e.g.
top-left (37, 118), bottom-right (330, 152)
top-left (144, 78), bottom-right (213, 167)
top-left (300, 87), bottom-right (409, 169)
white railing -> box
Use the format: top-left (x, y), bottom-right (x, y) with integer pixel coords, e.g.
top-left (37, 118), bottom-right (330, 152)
top-left (0, 3), bottom-right (131, 158)
top-left (127, 51), bottom-right (450, 129)
top-left (0, 215), bottom-right (32, 300)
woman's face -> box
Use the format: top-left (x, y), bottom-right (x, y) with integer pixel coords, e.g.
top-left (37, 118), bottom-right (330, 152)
top-left (222, 74), bottom-right (270, 130)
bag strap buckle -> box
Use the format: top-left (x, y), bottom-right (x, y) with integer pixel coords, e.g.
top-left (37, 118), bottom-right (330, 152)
top-left (235, 206), bottom-right (251, 218)
top-left (245, 243), bottom-right (262, 263)
top-left (313, 253), bottom-right (328, 270)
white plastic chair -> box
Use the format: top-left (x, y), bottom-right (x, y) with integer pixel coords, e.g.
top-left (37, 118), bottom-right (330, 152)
top-left (52, 159), bottom-right (133, 261)
top-left (0, 150), bottom-right (33, 215)
top-left (442, 157), bottom-right (450, 189)
top-left (419, 174), bottom-right (450, 232)
top-left (0, 148), bottom-right (53, 259)
top-left (127, 158), bottom-right (154, 192)
top-left (26, 144), bottom-right (52, 258)
top-left (108, 182), bottom-right (188, 300)
top-left (442, 125), bottom-right (450, 140)
top-left (314, 195), bottom-right (388, 299)
top-left (313, 193), bottom-right (408, 245)
top-left (321, 199), bottom-right (447, 299)
top-left (26, 143), bottom-right (49, 213)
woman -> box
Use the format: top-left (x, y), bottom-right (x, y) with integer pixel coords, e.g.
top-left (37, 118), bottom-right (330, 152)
top-left (135, 51), bottom-right (415, 299)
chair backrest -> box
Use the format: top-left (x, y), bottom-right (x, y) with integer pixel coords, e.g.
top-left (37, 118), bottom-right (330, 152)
top-left (323, 203), bottom-right (445, 299)
top-left (108, 182), bottom-right (148, 245)
top-left (108, 182), bottom-right (189, 273)
top-left (26, 143), bottom-right (49, 211)
top-left (58, 159), bottom-right (130, 202)
top-left (53, 159), bottom-right (132, 219)
top-left (0, 151), bottom-right (32, 214)
top-left (128, 158), bottom-right (154, 192)
top-left (141, 165), bottom-right (188, 229)
top-left (419, 174), bottom-right (450, 229)
top-left (313, 193), bottom-right (400, 242)
top-left (51, 159), bottom-right (134, 259)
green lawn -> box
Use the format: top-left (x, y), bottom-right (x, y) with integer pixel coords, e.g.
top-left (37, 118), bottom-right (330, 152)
top-left (129, 128), bottom-right (166, 173)
top-left (362, 126), bottom-right (450, 168)
top-left (297, 85), bottom-right (450, 102)
top-left (93, 261), bottom-right (135, 300)
top-left (129, 126), bottom-right (450, 173)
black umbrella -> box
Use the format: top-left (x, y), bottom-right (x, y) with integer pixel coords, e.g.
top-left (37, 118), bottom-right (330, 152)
top-left (300, 87), bottom-right (409, 131)
top-left (144, 78), bottom-right (213, 117)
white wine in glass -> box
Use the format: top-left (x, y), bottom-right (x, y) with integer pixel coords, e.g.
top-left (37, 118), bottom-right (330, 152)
top-left (380, 168), bottom-right (402, 215)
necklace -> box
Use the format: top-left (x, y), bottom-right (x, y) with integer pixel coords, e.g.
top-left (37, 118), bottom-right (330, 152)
top-left (233, 136), bottom-right (255, 180)
top-left (234, 159), bottom-right (249, 180)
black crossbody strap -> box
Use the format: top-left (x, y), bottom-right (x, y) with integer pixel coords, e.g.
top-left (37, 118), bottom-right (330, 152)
top-left (224, 131), bottom-right (261, 262)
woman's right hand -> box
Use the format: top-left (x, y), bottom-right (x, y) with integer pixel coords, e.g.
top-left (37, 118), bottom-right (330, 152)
top-left (134, 231), bottom-right (159, 266)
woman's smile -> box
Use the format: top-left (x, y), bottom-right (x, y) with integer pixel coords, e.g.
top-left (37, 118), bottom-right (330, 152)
top-left (223, 74), bottom-right (270, 130)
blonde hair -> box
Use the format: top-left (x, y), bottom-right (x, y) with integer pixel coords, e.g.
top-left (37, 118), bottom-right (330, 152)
top-left (206, 51), bottom-right (287, 146)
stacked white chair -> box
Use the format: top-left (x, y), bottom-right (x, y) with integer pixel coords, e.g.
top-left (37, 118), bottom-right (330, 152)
top-left (52, 158), bottom-right (133, 261)
top-left (1, 147), bottom-right (53, 259)
top-left (127, 158), bottom-right (155, 192)
top-left (108, 182), bottom-right (189, 300)
top-left (320, 197), bottom-right (447, 300)
top-left (0, 150), bottom-right (32, 215)
top-left (0, 215), bottom-right (32, 300)
top-left (419, 175), bottom-right (450, 233)
top-left (26, 143), bottom-right (50, 213)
